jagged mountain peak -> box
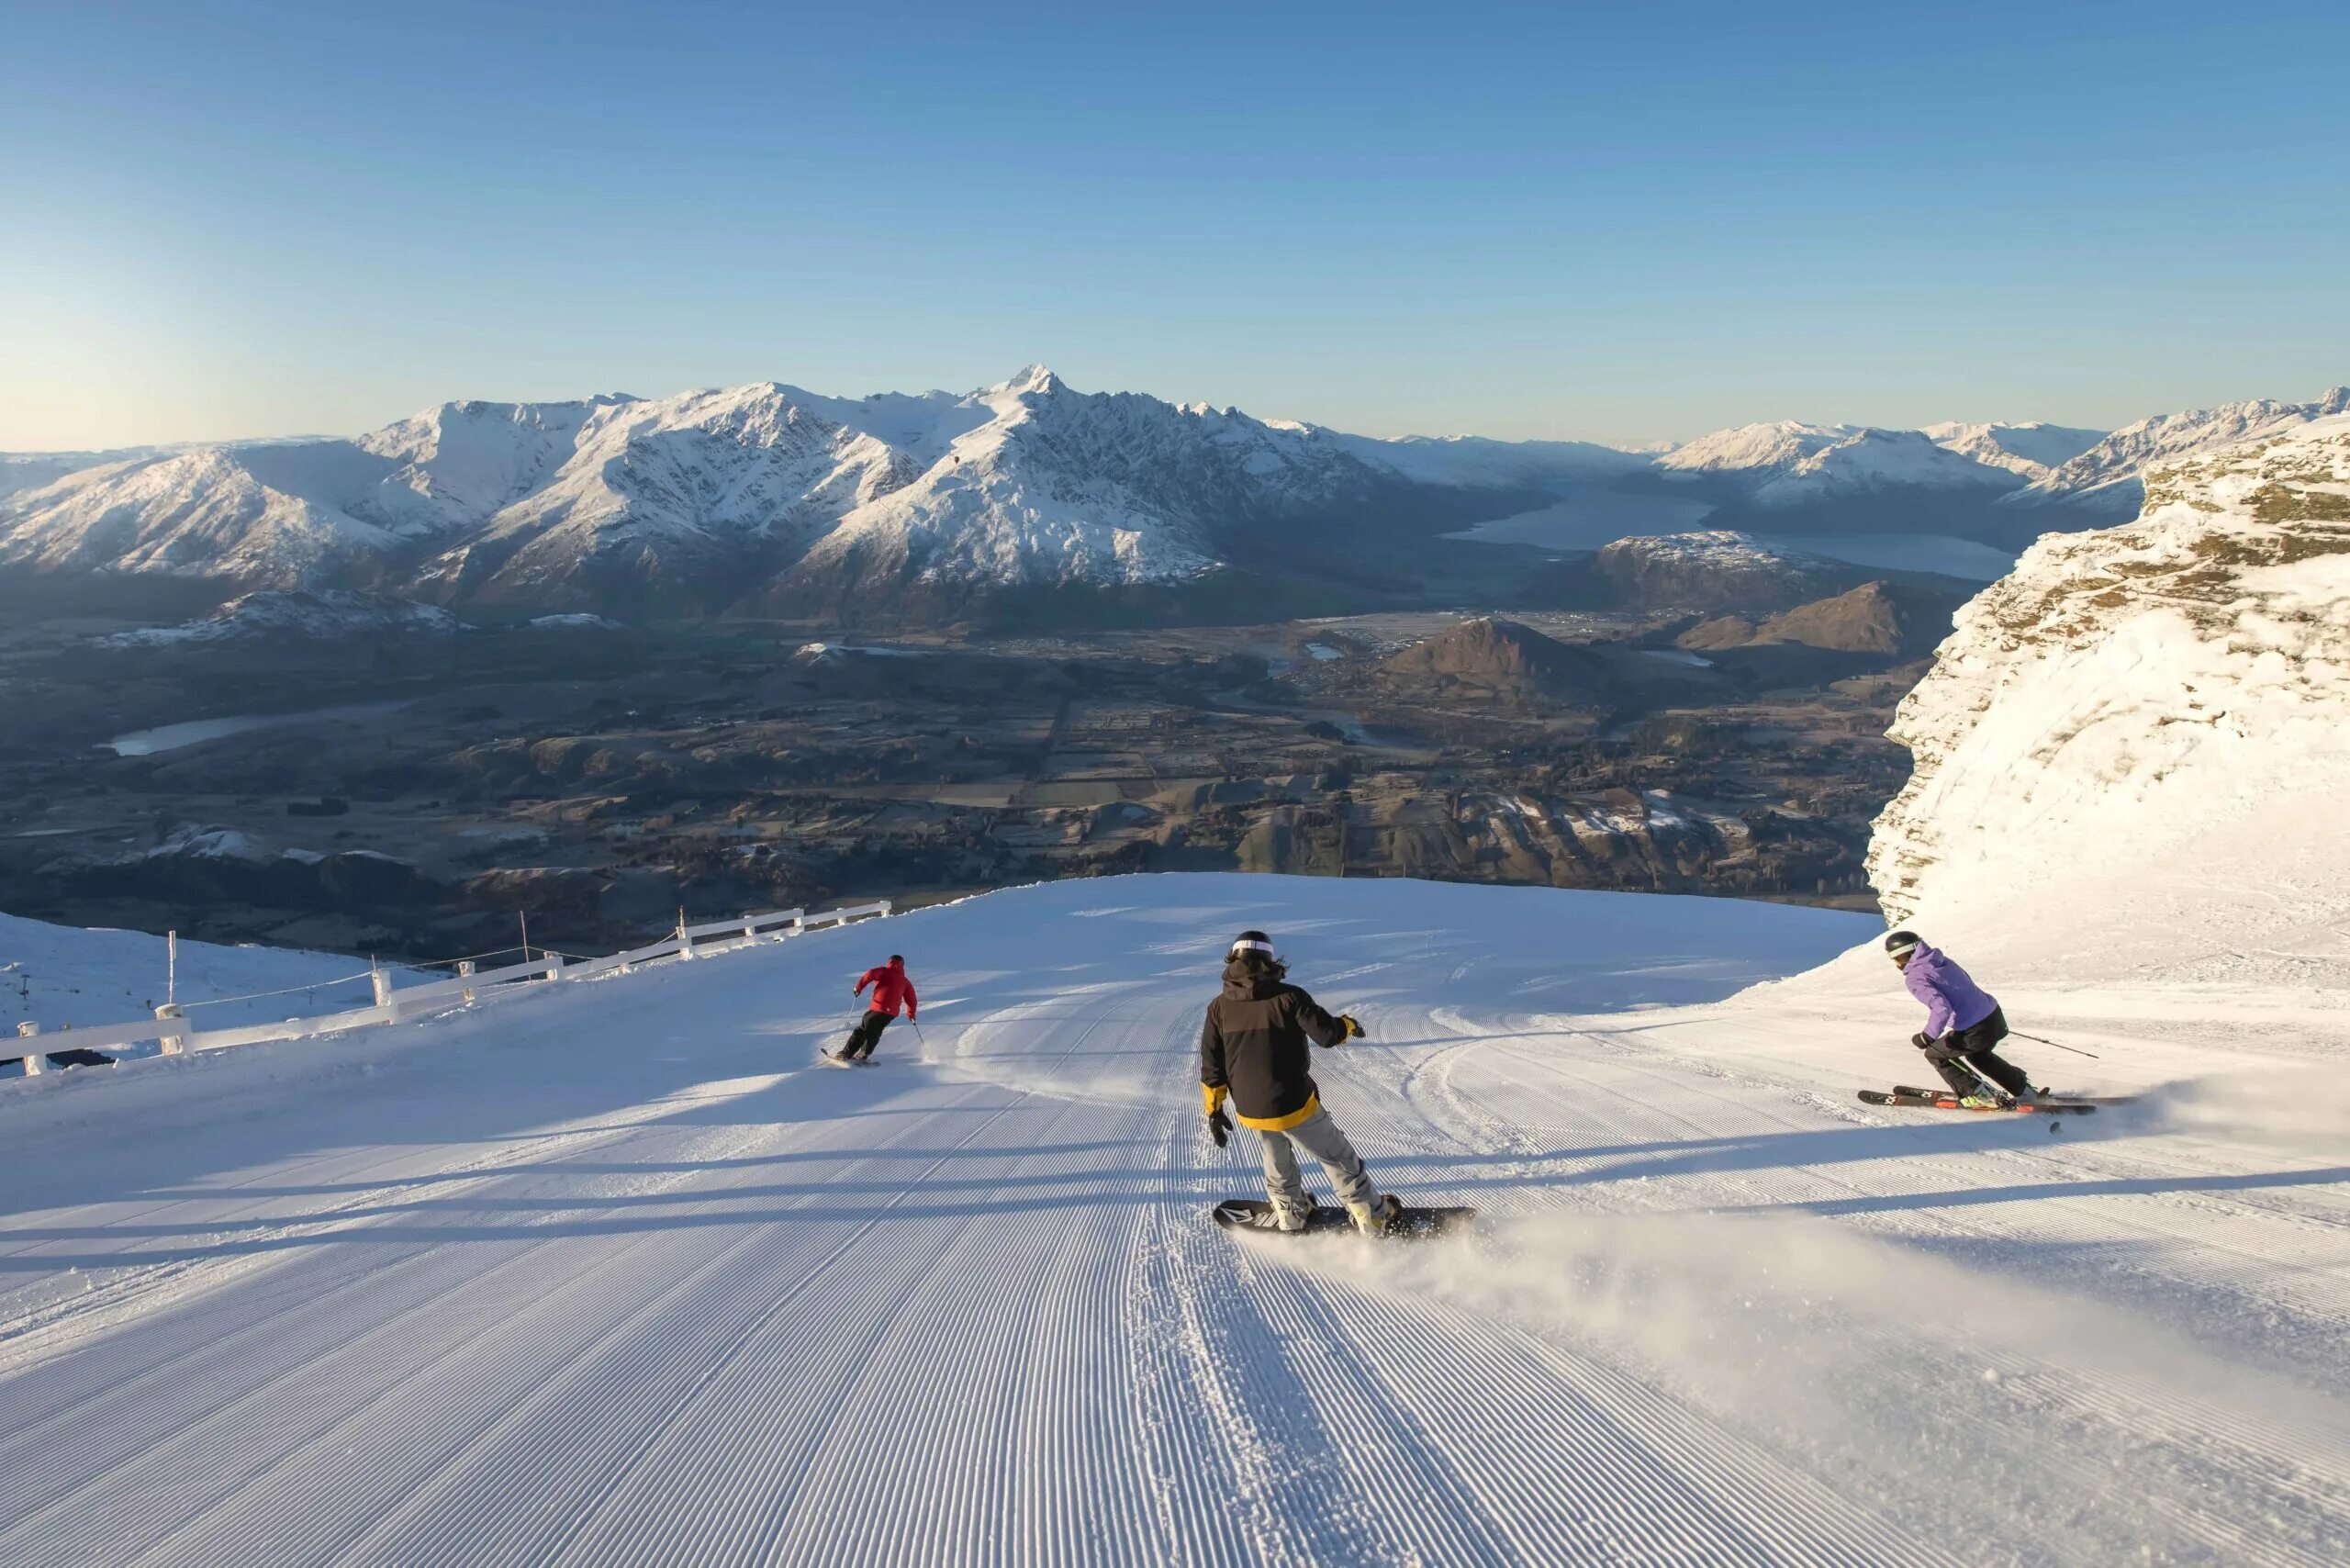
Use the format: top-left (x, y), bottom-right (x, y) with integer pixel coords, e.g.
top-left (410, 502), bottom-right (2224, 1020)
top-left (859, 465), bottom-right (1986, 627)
top-left (990, 363), bottom-right (1065, 398)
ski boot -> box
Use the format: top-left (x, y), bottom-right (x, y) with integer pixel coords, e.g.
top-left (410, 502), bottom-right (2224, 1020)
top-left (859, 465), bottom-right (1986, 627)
top-left (1271, 1199), bottom-right (1314, 1234)
top-left (1959, 1087), bottom-right (2013, 1109)
top-left (1347, 1194), bottom-right (1404, 1236)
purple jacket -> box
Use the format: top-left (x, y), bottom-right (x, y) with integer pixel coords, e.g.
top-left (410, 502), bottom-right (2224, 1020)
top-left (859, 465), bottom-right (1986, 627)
top-left (1903, 943), bottom-right (1998, 1038)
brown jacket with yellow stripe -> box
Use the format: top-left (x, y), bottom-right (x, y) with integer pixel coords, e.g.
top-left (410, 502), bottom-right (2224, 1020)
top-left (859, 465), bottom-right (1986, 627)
top-left (1200, 952), bottom-right (1350, 1130)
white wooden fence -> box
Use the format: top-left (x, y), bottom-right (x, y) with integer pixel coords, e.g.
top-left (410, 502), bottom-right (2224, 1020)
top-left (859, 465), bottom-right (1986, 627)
top-left (6, 899), bottom-right (892, 1077)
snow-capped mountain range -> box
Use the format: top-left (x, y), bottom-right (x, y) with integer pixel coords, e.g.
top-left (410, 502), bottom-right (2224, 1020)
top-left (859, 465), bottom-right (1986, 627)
top-left (1657, 420), bottom-right (2074, 505)
top-left (3, 370), bottom-right (2341, 619)
top-left (0, 367), bottom-right (1634, 618)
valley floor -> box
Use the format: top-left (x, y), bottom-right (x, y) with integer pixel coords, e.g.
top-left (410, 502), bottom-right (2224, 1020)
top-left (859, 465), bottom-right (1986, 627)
top-left (1, 875), bottom-right (2344, 1565)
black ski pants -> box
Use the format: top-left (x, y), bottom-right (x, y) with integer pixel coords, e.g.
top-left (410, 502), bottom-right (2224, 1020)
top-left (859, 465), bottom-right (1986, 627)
top-left (1919, 1006), bottom-right (2031, 1096)
top-left (842, 1011), bottom-right (892, 1059)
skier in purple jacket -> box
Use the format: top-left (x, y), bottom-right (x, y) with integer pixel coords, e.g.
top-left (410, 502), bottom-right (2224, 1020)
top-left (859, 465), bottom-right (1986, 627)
top-left (1885, 930), bottom-right (2039, 1106)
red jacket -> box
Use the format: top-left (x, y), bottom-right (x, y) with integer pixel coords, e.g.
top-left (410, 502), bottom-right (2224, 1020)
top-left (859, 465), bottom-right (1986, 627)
top-left (856, 960), bottom-right (917, 1018)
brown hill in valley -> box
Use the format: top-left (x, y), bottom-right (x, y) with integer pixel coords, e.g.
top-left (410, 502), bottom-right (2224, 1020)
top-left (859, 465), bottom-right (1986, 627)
top-left (1756, 581), bottom-right (1929, 655)
top-left (1375, 617), bottom-right (1615, 708)
top-left (1675, 614), bottom-right (1761, 651)
top-left (1678, 581), bottom-right (1953, 658)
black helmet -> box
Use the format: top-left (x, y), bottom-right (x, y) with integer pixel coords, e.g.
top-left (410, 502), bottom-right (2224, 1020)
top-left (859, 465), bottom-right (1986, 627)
top-left (1229, 929), bottom-right (1275, 958)
top-left (1884, 930), bottom-right (1921, 958)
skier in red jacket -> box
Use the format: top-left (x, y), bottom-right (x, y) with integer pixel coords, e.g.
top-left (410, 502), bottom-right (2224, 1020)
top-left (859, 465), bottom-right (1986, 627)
top-left (834, 955), bottom-right (916, 1062)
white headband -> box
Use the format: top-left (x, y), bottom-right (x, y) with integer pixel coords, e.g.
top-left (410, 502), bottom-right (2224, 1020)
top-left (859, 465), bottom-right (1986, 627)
top-left (1229, 939), bottom-right (1275, 956)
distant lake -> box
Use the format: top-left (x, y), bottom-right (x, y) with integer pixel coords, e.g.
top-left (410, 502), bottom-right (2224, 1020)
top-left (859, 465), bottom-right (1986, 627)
top-left (1447, 486), bottom-right (2020, 584)
top-left (106, 700), bottom-right (415, 756)
top-left (1444, 485), bottom-right (1718, 550)
top-left (1767, 533), bottom-right (2018, 582)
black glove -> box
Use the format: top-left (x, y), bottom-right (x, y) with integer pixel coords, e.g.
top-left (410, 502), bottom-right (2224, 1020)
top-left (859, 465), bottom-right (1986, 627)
top-left (1338, 1014), bottom-right (1365, 1040)
top-left (1207, 1107), bottom-right (1233, 1148)
top-left (1911, 1031), bottom-right (1935, 1049)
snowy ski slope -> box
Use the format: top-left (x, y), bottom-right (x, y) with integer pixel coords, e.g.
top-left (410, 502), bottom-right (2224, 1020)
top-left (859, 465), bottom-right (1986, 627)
top-left (2, 873), bottom-right (2346, 1566)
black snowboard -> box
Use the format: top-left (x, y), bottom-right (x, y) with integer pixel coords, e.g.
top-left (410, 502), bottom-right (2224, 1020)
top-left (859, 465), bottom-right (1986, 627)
top-left (1212, 1198), bottom-right (1476, 1238)
top-left (1860, 1089), bottom-right (2097, 1114)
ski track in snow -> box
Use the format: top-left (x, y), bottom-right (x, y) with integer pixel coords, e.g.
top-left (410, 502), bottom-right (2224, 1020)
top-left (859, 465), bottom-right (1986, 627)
top-left (1, 875), bottom-right (2345, 1566)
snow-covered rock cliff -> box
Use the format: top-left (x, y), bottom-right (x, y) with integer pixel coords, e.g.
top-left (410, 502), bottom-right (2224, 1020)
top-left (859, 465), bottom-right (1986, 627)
top-left (1867, 414), bottom-right (2350, 984)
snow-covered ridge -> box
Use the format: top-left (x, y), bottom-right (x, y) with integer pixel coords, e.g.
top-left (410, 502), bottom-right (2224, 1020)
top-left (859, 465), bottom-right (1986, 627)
top-left (1868, 413), bottom-right (2350, 983)
top-left (1921, 420), bottom-right (2104, 477)
top-left (2003, 386), bottom-right (2350, 514)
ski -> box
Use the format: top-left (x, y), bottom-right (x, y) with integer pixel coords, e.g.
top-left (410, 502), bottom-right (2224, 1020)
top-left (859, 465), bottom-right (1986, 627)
top-left (1211, 1198), bottom-right (1476, 1239)
top-left (1860, 1090), bottom-right (2098, 1114)
top-left (1892, 1084), bottom-right (2135, 1106)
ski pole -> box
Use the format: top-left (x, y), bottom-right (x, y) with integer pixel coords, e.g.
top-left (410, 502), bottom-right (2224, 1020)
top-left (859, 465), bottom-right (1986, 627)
top-left (2009, 1029), bottom-right (2099, 1059)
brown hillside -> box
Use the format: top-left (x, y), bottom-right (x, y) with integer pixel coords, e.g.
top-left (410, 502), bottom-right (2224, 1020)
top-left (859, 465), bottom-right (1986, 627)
top-left (1754, 581), bottom-right (1918, 655)
top-left (1376, 617), bottom-right (1614, 706)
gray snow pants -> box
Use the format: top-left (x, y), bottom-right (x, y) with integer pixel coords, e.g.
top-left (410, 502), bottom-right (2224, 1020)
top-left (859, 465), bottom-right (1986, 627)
top-left (1253, 1105), bottom-right (1379, 1215)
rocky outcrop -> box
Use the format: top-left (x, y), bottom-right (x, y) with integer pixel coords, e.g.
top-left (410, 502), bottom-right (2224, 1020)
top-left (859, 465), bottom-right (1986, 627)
top-left (1595, 532), bottom-right (1846, 612)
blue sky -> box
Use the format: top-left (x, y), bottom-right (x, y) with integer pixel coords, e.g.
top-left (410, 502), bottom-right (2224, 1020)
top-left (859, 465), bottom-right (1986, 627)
top-left (4, 0), bottom-right (2345, 449)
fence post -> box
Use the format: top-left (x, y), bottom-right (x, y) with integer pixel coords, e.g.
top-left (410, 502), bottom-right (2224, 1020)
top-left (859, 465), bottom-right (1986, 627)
top-left (154, 1003), bottom-right (185, 1055)
top-left (15, 1021), bottom-right (39, 1076)
top-left (371, 963), bottom-right (399, 1024)
top-left (677, 910), bottom-right (694, 961)
top-left (458, 959), bottom-right (476, 1003)
top-left (545, 953), bottom-right (565, 981)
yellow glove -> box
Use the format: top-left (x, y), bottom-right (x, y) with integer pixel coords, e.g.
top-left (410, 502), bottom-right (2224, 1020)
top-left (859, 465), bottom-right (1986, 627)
top-left (1338, 1014), bottom-right (1365, 1039)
